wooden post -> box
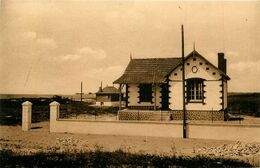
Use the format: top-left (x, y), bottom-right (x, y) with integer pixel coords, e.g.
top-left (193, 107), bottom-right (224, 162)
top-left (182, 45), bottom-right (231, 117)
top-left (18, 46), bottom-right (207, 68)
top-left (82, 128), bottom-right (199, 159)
top-left (119, 84), bottom-right (122, 111)
top-left (125, 84), bottom-right (128, 108)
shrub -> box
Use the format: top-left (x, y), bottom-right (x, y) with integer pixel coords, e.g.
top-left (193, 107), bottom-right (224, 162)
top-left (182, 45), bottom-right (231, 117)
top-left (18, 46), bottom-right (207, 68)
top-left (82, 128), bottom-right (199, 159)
top-left (0, 150), bottom-right (253, 167)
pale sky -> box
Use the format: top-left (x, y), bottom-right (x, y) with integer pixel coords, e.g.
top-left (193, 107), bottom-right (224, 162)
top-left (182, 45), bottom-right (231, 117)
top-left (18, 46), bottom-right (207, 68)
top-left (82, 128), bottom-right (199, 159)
top-left (0, 0), bottom-right (260, 94)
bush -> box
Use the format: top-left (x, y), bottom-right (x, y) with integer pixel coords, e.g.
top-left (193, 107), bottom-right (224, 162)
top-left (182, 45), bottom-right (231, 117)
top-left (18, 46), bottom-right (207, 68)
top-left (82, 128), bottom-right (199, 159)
top-left (228, 93), bottom-right (260, 117)
top-left (0, 150), bottom-right (253, 167)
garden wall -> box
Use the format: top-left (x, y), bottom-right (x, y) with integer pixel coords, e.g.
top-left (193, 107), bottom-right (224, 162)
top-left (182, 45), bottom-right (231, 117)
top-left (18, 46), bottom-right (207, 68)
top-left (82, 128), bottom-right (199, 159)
top-left (49, 101), bottom-right (260, 143)
top-left (50, 119), bottom-right (260, 142)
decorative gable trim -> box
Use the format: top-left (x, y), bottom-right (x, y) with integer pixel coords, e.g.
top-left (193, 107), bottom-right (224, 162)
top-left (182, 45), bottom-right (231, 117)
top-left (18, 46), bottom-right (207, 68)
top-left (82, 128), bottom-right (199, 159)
top-left (167, 50), bottom-right (230, 81)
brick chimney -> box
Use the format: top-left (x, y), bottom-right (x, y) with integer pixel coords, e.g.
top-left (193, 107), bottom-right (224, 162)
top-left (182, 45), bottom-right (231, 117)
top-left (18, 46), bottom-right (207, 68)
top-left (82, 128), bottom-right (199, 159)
top-left (218, 53), bottom-right (226, 74)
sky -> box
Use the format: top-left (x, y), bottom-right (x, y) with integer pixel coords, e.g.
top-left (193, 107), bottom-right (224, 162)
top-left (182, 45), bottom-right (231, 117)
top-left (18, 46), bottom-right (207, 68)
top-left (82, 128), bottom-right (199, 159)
top-left (0, 0), bottom-right (260, 94)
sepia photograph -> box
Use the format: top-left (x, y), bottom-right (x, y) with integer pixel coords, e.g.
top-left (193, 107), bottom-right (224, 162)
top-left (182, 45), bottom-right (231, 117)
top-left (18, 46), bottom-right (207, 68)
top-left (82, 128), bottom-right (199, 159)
top-left (0, 0), bottom-right (259, 167)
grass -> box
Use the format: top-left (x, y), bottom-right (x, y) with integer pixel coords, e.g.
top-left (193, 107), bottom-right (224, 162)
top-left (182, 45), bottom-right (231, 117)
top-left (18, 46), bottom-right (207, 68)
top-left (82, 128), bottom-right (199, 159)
top-left (228, 92), bottom-right (260, 117)
top-left (0, 97), bottom-right (118, 126)
top-left (0, 150), bottom-right (253, 168)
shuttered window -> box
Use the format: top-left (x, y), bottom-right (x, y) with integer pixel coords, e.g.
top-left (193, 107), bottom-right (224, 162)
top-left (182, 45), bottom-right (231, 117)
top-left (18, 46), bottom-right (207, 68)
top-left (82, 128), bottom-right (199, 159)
top-left (139, 84), bottom-right (152, 102)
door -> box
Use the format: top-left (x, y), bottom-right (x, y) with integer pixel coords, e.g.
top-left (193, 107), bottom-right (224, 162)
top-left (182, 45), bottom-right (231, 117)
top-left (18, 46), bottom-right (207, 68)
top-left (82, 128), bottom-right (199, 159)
top-left (160, 83), bottom-right (169, 110)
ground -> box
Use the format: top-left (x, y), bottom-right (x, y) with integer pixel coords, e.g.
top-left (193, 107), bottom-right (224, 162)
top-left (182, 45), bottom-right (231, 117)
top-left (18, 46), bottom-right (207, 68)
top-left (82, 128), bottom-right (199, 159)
top-left (0, 121), bottom-right (259, 166)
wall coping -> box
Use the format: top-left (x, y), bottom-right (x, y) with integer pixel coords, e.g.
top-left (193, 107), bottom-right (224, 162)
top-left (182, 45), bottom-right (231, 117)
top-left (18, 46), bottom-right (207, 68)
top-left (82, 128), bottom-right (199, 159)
top-left (120, 109), bottom-right (223, 112)
top-left (22, 101), bottom-right (32, 106)
top-left (56, 119), bottom-right (260, 127)
top-left (50, 101), bottom-right (60, 106)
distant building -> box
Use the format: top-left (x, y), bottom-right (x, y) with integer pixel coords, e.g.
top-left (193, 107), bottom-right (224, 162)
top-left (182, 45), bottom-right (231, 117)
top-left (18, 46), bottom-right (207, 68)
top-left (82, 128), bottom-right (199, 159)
top-left (114, 50), bottom-right (230, 121)
top-left (95, 86), bottom-right (123, 107)
top-left (71, 93), bottom-right (96, 104)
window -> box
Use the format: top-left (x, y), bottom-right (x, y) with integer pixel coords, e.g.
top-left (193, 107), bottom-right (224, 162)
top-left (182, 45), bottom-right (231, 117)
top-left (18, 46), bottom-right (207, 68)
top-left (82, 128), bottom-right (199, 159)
top-left (111, 94), bottom-right (119, 101)
top-left (139, 84), bottom-right (152, 102)
top-left (187, 78), bottom-right (204, 102)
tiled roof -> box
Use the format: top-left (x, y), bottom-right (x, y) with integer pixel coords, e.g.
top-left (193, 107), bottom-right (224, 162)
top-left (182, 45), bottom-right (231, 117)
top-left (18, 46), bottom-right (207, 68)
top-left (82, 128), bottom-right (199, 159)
top-left (113, 50), bottom-right (230, 84)
top-left (114, 57), bottom-right (182, 84)
top-left (96, 86), bottom-right (119, 94)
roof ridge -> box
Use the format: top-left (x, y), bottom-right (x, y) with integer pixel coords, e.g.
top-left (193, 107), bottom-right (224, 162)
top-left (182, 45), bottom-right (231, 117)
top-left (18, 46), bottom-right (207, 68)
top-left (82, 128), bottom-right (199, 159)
top-left (132, 57), bottom-right (181, 60)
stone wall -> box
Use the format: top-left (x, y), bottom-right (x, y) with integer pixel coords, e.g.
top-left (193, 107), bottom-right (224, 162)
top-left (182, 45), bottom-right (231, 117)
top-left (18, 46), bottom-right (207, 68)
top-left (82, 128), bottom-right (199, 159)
top-left (119, 110), bottom-right (154, 120)
top-left (169, 110), bottom-right (224, 121)
top-left (118, 109), bottom-right (224, 121)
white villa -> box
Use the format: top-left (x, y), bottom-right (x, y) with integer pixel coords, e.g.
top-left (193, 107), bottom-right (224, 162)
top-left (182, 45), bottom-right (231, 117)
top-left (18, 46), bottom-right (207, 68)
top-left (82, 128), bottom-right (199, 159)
top-left (113, 50), bottom-right (230, 121)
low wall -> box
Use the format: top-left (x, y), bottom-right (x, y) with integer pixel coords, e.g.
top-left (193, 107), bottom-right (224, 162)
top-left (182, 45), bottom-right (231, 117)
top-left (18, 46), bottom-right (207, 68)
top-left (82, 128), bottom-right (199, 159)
top-left (119, 110), bottom-right (224, 121)
top-left (49, 101), bottom-right (260, 143)
top-left (51, 120), bottom-right (183, 138)
top-left (170, 110), bottom-right (224, 121)
top-left (188, 123), bottom-right (260, 142)
top-left (51, 119), bottom-right (260, 143)
top-left (119, 110), bottom-right (154, 120)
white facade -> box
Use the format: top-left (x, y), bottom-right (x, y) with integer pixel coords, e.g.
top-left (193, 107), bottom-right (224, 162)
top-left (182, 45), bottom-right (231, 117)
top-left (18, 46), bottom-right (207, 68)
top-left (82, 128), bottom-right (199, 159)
top-left (169, 55), bottom-right (227, 111)
top-left (126, 55), bottom-right (228, 111)
top-left (128, 84), bottom-right (162, 108)
top-left (96, 101), bottom-right (121, 107)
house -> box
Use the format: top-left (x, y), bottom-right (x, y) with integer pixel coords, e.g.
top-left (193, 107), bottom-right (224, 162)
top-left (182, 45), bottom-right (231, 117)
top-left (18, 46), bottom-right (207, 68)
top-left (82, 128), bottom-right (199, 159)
top-left (113, 50), bottom-right (230, 121)
top-left (95, 86), bottom-right (123, 107)
top-left (71, 93), bottom-right (96, 104)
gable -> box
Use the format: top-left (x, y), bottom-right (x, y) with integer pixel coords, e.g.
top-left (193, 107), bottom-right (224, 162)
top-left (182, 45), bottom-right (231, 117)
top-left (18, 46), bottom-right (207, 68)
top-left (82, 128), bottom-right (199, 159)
top-left (169, 51), bottom-right (226, 81)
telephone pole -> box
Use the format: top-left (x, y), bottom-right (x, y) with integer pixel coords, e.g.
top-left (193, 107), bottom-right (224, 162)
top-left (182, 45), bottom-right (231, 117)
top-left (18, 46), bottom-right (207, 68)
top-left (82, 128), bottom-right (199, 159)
top-left (80, 81), bottom-right (83, 102)
top-left (181, 24), bottom-right (187, 138)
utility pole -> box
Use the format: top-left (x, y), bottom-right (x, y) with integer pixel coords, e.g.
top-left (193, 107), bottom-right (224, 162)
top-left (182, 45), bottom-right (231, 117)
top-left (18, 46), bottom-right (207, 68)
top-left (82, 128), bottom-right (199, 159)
top-left (182, 24), bottom-right (187, 138)
top-left (80, 81), bottom-right (83, 102)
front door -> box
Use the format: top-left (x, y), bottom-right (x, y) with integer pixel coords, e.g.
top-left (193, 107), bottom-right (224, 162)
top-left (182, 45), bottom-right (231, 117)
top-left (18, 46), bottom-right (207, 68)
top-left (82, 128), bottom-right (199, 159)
top-left (160, 83), bottom-right (169, 110)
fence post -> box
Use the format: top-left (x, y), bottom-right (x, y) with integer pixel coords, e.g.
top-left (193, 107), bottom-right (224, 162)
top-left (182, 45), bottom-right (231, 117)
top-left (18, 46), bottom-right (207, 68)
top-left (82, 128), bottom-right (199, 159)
top-left (22, 101), bottom-right (32, 131)
top-left (50, 101), bottom-right (60, 132)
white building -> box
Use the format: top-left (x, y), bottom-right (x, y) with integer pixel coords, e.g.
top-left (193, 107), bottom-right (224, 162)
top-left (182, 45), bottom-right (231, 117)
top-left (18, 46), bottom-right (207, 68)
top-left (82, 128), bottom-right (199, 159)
top-left (114, 50), bottom-right (230, 121)
top-left (95, 86), bottom-right (122, 107)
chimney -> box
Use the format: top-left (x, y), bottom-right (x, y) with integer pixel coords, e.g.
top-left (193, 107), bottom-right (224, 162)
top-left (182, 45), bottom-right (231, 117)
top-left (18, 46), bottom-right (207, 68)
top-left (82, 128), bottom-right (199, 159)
top-left (99, 81), bottom-right (103, 92)
top-left (218, 53), bottom-right (226, 74)
top-left (223, 58), bottom-right (227, 74)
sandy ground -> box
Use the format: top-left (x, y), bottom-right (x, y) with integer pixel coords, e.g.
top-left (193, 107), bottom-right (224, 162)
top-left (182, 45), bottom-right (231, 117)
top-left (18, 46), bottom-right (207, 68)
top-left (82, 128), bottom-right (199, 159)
top-left (0, 121), bottom-right (260, 166)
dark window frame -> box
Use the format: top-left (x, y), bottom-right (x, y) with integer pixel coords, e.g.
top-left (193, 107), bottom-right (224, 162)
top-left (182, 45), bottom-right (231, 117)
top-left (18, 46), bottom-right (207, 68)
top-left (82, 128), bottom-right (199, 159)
top-left (139, 84), bottom-right (153, 102)
top-left (187, 78), bottom-right (205, 103)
